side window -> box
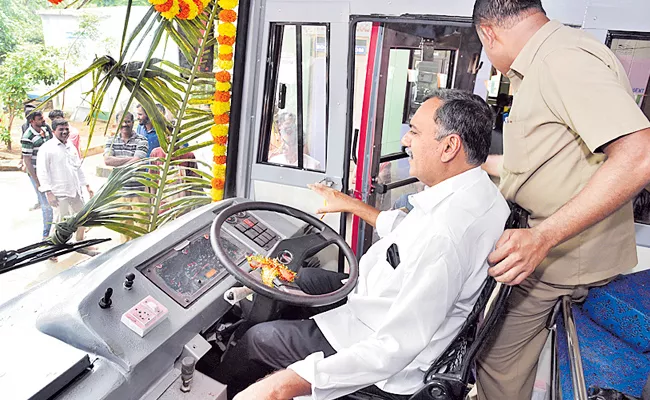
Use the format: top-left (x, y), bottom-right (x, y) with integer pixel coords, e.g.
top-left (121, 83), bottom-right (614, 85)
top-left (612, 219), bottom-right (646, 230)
top-left (259, 23), bottom-right (329, 172)
top-left (608, 33), bottom-right (650, 224)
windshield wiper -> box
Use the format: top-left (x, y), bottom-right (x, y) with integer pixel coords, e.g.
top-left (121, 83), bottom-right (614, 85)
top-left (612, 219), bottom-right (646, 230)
top-left (0, 238), bottom-right (110, 275)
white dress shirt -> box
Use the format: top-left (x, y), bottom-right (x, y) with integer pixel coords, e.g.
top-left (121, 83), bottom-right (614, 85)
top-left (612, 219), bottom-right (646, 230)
top-left (289, 167), bottom-right (510, 400)
top-left (37, 136), bottom-right (87, 199)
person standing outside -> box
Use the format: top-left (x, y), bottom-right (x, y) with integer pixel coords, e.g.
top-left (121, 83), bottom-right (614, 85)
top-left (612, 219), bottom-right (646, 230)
top-left (21, 110), bottom-right (54, 239)
top-left (37, 119), bottom-right (93, 243)
top-left (471, 1), bottom-right (650, 399)
top-left (104, 111), bottom-right (149, 243)
top-left (48, 110), bottom-right (80, 157)
top-left (136, 104), bottom-right (160, 157)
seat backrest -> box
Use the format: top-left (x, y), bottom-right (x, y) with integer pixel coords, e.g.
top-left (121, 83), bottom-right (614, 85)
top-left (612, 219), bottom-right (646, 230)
top-left (423, 277), bottom-right (511, 383)
top-left (423, 202), bottom-right (525, 384)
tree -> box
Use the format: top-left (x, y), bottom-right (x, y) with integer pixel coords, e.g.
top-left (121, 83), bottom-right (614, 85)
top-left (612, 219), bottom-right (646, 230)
top-left (0, 45), bottom-right (61, 150)
top-left (0, 0), bottom-right (45, 62)
top-left (40, 2), bottom-right (221, 243)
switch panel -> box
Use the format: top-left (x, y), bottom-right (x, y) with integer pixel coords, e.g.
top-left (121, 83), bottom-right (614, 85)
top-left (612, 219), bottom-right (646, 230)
top-left (121, 296), bottom-right (169, 337)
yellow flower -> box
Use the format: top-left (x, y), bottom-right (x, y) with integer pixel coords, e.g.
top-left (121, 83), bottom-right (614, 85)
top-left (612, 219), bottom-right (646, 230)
top-left (217, 60), bottom-right (234, 70)
top-left (212, 164), bottom-right (227, 177)
top-left (218, 45), bottom-right (233, 55)
top-left (212, 144), bottom-right (227, 156)
top-left (211, 125), bottom-right (229, 137)
top-left (200, 0), bottom-right (210, 6)
top-left (211, 188), bottom-right (225, 202)
top-left (211, 101), bottom-right (231, 116)
top-left (216, 81), bottom-right (231, 92)
top-left (218, 23), bottom-right (237, 37)
top-left (148, 0), bottom-right (167, 5)
top-left (217, 0), bottom-right (238, 10)
top-left (160, 0), bottom-right (180, 19)
top-left (185, 0), bottom-right (199, 19)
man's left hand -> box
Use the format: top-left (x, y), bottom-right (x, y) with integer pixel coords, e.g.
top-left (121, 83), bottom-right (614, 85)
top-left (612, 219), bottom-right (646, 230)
top-left (233, 369), bottom-right (311, 400)
top-left (487, 228), bottom-right (553, 285)
top-left (87, 185), bottom-right (94, 199)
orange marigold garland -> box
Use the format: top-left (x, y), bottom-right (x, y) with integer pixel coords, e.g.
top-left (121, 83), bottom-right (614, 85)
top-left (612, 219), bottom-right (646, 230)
top-left (211, 0), bottom-right (238, 202)
top-left (247, 255), bottom-right (297, 287)
top-left (149, 0), bottom-right (203, 20)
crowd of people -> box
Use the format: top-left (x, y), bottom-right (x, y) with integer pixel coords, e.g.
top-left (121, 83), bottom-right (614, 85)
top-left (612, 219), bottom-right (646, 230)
top-left (19, 102), bottom-right (197, 249)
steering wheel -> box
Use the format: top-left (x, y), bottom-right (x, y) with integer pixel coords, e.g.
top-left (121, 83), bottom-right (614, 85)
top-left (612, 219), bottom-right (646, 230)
top-left (210, 201), bottom-right (359, 307)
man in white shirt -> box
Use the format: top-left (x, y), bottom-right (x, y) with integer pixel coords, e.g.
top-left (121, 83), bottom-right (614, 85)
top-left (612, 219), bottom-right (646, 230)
top-left (37, 119), bottom-right (94, 242)
top-left (217, 90), bottom-right (510, 400)
top-left (268, 111), bottom-right (323, 171)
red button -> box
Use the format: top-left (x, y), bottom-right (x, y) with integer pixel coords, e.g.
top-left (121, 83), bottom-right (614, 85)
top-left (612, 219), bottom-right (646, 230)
top-left (243, 219), bottom-right (255, 227)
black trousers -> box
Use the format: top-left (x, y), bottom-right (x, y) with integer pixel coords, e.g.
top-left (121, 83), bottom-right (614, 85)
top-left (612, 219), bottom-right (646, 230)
top-left (213, 268), bottom-right (411, 400)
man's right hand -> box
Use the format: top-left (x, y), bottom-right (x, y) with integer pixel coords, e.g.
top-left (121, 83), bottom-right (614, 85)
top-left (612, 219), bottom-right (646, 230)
top-left (308, 183), bottom-right (357, 214)
top-left (46, 192), bottom-right (59, 207)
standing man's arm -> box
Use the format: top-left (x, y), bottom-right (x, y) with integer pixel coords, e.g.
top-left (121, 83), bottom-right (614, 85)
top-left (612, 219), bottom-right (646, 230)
top-left (75, 153), bottom-right (93, 199)
top-left (23, 155), bottom-right (38, 182)
top-left (489, 128), bottom-right (650, 285)
top-left (104, 155), bottom-right (139, 167)
top-left (482, 155), bottom-right (503, 178)
top-left (36, 149), bottom-right (58, 208)
top-left (21, 133), bottom-right (38, 183)
top-left (488, 48), bottom-right (650, 285)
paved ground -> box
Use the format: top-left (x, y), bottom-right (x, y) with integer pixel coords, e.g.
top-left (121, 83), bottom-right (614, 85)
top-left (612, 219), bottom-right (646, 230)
top-left (0, 153), bottom-right (121, 306)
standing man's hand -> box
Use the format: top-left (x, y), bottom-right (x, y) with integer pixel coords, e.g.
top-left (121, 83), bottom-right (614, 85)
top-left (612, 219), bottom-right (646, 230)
top-left (308, 183), bottom-right (357, 214)
top-left (45, 191), bottom-right (59, 208)
top-left (86, 185), bottom-right (94, 199)
top-left (487, 228), bottom-right (553, 285)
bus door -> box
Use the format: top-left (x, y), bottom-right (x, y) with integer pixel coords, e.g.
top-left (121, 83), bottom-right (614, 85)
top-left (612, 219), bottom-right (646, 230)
top-left (348, 17), bottom-right (483, 254)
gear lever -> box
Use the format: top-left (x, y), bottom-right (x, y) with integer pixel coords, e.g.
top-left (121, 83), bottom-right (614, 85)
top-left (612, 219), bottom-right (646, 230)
top-left (124, 273), bottom-right (135, 290)
top-left (180, 356), bottom-right (196, 392)
top-left (99, 288), bottom-right (113, 309)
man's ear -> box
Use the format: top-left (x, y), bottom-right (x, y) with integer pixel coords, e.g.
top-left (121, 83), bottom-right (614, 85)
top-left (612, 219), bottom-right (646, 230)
top-left (440, 134), bottom-right (463, 163)
top-left (478, 25), bottom-right (497, 49)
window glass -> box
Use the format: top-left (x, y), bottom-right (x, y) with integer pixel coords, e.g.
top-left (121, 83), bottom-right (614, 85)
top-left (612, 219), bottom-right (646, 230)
top-left (349, 20), bottom-right (483, 251)
top-left (262, 24), bottom-right (328, 172)
top-left (404, 49), bottom-right (454, 123)
top-left (611, 38), bottom-right (650, 119)
top-left (301, 25), bottom-right (328, 171)
top-left (610, 36), bottom-right (650, 224)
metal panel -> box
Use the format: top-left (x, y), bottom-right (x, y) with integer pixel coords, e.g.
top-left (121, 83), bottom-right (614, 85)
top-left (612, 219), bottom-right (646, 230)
top-left (247, 2), bottom-right (351, 195)
top-left (234, 0), bottom-right (267, 198)
top-left (584, 0), bottom-right (650, 32)
top-left (543, 0), bottom-right (589, 27)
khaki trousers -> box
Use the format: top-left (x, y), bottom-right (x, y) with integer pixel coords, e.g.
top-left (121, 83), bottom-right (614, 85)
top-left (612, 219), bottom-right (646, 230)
top-left (53, 194), bottom-right (85, 242)
top-left (476, 275), bottom-right (612, 400)
top-left (118, 195), bottom-right (149, 244)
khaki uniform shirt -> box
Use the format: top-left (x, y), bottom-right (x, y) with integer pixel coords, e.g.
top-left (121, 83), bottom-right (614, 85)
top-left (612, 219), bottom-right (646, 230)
top-left (500, 20), bottom-right (650, 285)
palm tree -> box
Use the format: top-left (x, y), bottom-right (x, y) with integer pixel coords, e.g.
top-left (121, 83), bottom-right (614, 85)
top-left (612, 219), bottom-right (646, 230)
top-left (40, 1), bottom-right (226, 244)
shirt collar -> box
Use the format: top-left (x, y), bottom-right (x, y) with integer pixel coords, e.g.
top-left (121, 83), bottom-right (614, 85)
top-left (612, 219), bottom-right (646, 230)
top-left (409, 167), bottom-right (486, 214)
top-left (508, 20), bottom-right (563, 82)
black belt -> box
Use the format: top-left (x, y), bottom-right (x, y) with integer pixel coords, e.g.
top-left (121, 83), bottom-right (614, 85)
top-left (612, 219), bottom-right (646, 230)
top-left (505, 201), bottom-right (530, 230)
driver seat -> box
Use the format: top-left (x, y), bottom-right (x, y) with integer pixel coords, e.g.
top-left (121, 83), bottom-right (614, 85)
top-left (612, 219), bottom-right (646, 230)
top-left (344, 277), bottom-right (512, 400)
top-left (345, 202), bottom-right (527, 400)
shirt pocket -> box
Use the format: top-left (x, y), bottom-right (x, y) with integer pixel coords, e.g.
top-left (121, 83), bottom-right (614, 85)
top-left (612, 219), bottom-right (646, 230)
top-left (502, 119), bottom-right (531, 174)
top-left (366, 258), bottom-right (401, 297)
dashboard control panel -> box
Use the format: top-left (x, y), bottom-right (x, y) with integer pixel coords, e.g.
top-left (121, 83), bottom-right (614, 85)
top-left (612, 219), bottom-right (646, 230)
top-left (139, 228), bottom-right (250, 308)
top-left (226, 211), bottom-right (281, 250)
